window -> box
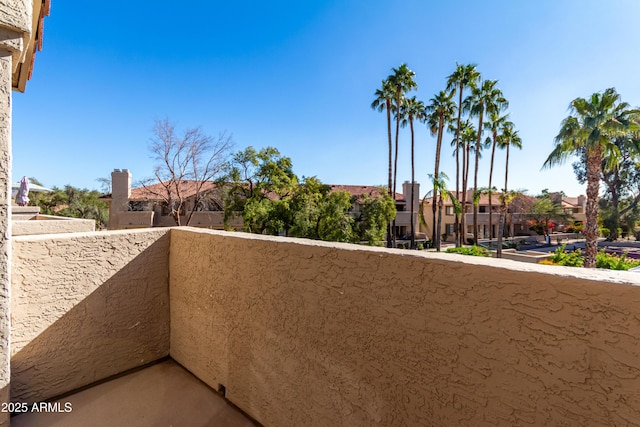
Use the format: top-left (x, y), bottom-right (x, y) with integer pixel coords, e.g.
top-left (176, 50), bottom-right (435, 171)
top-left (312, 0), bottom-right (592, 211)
top-left (445, 206), bottom-right (454, 215)
top-left (445, 224), bottom-right (455, 235)
top-left (479, 206), bottom-right (487, 213)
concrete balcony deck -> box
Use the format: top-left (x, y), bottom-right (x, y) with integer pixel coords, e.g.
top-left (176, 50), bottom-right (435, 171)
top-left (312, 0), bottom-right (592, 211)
top-left (12, 359), bottom-right (256, 427)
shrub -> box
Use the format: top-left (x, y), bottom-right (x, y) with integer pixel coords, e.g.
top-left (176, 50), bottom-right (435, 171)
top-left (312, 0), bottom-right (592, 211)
top-left (445, 246), bottom-right (490, 257)
top-left (596, 251), bottom-right (640, 270)
top-left (600, 227), bottom-right (610, 238)
top-left (543, 244), bottom-right (640, 270)
top-left (546, 244), bottom-right (584, 267)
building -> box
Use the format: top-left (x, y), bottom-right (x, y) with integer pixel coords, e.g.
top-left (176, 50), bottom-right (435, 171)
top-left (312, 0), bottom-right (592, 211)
top-left (422, 190), bottom-right (587, 241)
top-left (105, 169), bottom-right (423, 238)
top-left (104, 169), bottom-right (242, 230)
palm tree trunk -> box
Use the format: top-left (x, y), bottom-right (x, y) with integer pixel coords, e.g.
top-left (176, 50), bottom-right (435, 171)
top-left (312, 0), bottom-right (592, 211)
top-left (473, 110), bottom-right (484, 245)
top-left (455, 84), bottom-right (463, 247)
top-left (386, 100), bottom-right (393, 248)
top-left (497, 143), bottom-right (510, 258)
top-left (432, 115), bottom-right (445, 250)
top-left (410, 117), bottom-right (416, 249)
top-left (584, 148), bottom-right (603, 268)
top-left (436, 196), bottom-right (443, 250)
top-left (393, 92), bottom-right (401, 248)
top-left (488, 134), bottom-right (497, 241)
top-left (454, 139), bottom-right (461, 247)
top-left (463, 142), bottom-right (470, 245)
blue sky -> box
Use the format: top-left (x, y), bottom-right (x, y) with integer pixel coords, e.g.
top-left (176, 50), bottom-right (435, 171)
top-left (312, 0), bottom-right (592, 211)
top-left (12, 0), bottom-right (640, 197)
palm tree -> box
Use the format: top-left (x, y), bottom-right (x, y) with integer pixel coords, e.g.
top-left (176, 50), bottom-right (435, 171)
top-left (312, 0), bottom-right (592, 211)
top-left (496, 124), bottom-right (522, 257)
top-left (371, 79), bottom-right (396, 248)
top-left (464, 79), bottom-right (508, 245)
top-left (425, 90), bottom-right (456, 249)
top-left (446, 63), bottom-right (480, 246)
top-left (543, 88), bottom-right (638, 267)
top-left (388, 63), bottom-right (417, 246)
top-left (484, 112), bottom-right (512, 240)
top-left (428, 172), bottom-right (457, 250)
top-left (401, 96), bottom-right (426, 249)
top-left (459, 120), bottom-right (477, 244)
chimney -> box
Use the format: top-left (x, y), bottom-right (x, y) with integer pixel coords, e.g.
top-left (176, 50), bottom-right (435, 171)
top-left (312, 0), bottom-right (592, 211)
top-left (577, 195), bottom-right (586, 208)
top-left (401, 180), bottom-right (420, 207)
top-left (111, 169), bottom-right (131, 213)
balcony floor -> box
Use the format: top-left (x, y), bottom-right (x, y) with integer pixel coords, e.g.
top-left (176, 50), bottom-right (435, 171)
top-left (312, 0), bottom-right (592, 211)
top-left (12, 359), bottom-right (257, 427)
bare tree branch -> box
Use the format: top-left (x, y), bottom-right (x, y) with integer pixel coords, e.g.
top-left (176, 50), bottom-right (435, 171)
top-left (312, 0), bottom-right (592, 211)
top-left (144, 118), bottom-right (234, 226)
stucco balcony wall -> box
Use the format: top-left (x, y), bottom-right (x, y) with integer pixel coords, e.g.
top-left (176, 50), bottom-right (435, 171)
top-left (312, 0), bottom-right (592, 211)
top-left (8, 227), bottom-right (640, 426)
top-left (170, 228), bottom-right (640, 427)
top-left (11, 228), bottom-right (170, 403)
top-left (12, 215), bottom-right (95, 236)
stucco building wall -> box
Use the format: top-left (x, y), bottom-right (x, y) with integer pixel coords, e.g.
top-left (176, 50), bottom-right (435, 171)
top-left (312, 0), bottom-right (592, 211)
top-left (11, 228), bottom-right (170, 403)
top-left (170, 228), bottom-right (640, 427)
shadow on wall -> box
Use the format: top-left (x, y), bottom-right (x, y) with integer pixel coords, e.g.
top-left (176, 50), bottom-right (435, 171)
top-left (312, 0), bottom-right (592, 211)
top-left (11, 233), bottom-right (171, 404)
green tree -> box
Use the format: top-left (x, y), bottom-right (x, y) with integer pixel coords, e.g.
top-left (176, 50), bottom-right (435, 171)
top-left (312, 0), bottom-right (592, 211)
top-left (317, 191), bottom-right (355, 243)
top-left (222, 146), bottom-right (298, 233)
top-left (289, 176), bottom-right (331, 239)
top-left (354, 192), bottom-right (396, 245)
top-left (464, 79), bottom-right (508, 244)
top-left (496, 123), bottom-right (522, 256)
top-left (446, 63), bottom-right (480, 247)
top-left (484, 112), bottom-right (512, 240)
top-left (426, 90), bottom-right (456, 246)
top-left (572, 134), bottom-right (640, 240)
top-left (30, 184), bottom-right (109, 229)
top-left (371, 79), bottom-right (396, 247)
top-left (428, 172), bottom-right (457, 251)
top-left (527, 194), bottom-right (569, 235)
top-left (543, 88), bottom-right (638, 267)
top-left (401, 96), bottom-right (425, 249)
top-left (496, 190), bottom-right (522, 258)
top-left (388, 63), bottom-right (417, 246)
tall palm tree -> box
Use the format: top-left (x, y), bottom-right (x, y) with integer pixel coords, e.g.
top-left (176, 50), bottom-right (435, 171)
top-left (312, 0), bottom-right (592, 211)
top-left (371, 79), bottom-right (396, 248)
top-left (543, 88), bottom-right (637, 268)
top-left (460, 120), bottom-right (477, 243)
top-left (484, 112), bottom-right (512, 240)
top-left (446, 63), bottom-right (480, 246)
top-left (388, 63), bottom-right (418, 246)
top-left (496, 124), bottom-right (522, 257)
top-left (401, 96), bottom-right (426, 249)
top-left (464, 79), bottom-right (508, 245)
top-left (426, 90), bottom-right (456, 250)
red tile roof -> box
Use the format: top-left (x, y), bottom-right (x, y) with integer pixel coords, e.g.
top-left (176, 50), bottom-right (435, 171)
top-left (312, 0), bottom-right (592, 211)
top-left (130, 180), bottom-right (219, 201)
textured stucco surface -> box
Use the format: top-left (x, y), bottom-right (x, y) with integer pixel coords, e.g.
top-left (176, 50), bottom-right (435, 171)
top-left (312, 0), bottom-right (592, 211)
top-left (12, 215), bottom-right (95, 236)
top-left (0, 0), bottom-right (31, 36)
top-left (0, 0), bottom-right (31, 76)
top-left (0, 52), bottom-right (11, 427)
top-left (170, 228), bottom-right (640, 427)
top-left (11, 229), bottom-right (170, 403)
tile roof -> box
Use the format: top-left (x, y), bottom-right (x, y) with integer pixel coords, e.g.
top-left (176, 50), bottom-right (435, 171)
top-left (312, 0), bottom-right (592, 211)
top-left (328, 185), bottom-right (404, 201)
top-left (129, 180), bottom-right (219, 201)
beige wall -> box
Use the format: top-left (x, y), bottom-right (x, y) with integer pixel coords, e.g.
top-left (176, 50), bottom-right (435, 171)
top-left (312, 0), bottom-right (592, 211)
top-left (12, 215), bottom-right (95, 236)
top-left (11, 228), bottom-right (170, 403)
top-left (9, 226), bottom-right (640, 425)
top-left (170, 228), bottom-right (640, 427)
